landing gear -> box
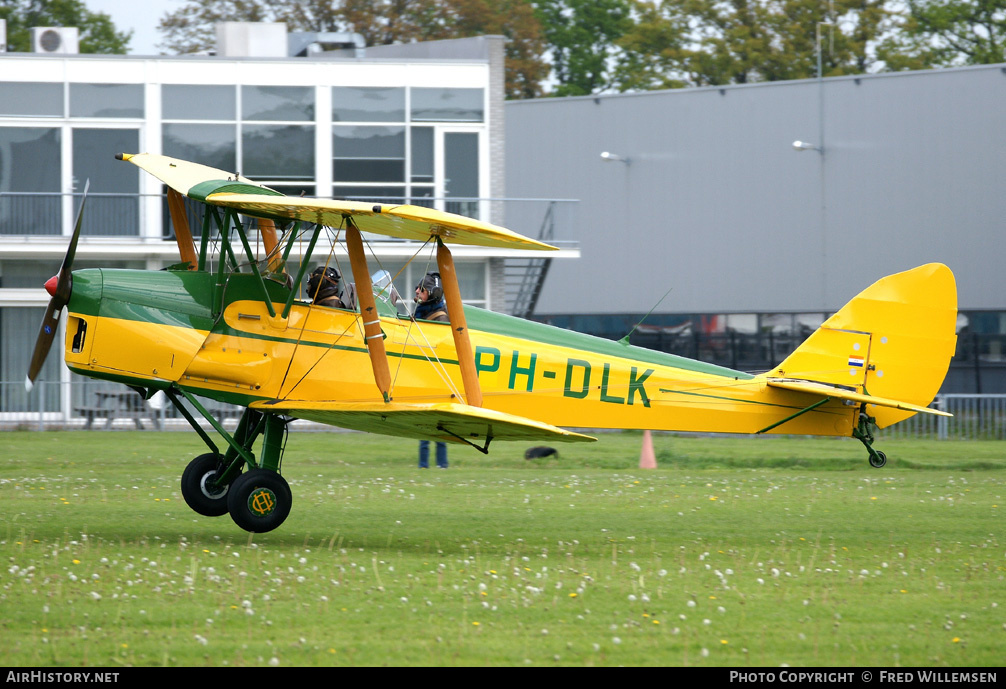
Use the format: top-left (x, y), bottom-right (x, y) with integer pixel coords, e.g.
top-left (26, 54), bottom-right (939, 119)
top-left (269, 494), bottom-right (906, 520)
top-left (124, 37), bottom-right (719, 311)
top-left (166, 387), bottom-right (294, 532)
top-left (226, 469), bottom-right (292, 533)
top-left (181, 452), bottom-right (237, 516)
top-left (852, 404), bottom-right (887, 468)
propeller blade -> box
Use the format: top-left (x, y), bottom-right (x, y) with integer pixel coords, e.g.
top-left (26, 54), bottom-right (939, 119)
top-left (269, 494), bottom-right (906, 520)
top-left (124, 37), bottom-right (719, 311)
top-left (25, 299), bottom-right (63, 392)
top-left (25, 181), bottom-right (89, 392)
top-left (55, 180), bottom-right (88, 303)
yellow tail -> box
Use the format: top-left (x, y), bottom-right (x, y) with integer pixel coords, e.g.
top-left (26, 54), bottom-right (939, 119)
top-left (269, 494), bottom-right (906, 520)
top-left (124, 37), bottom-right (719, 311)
top-left (767, 264), bottom-right (958, 428)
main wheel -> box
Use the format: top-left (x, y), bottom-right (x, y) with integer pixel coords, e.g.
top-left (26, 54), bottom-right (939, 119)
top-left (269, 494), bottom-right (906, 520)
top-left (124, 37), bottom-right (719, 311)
top-left (869, 450), bottom-right (887, 468)
top-left (181, 452), bottom-right (235, 517)
top-left (227, 469), bottom-right (292, 533)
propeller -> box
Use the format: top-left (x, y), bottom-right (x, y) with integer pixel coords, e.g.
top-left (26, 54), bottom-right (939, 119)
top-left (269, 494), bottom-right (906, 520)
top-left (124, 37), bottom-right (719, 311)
top-left (25, 181), bottom-right (89, 392)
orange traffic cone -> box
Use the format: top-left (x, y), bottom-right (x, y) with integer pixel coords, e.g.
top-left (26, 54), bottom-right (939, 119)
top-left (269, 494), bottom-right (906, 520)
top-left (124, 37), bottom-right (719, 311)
top-left (639, 430), bottom-right (657, 469)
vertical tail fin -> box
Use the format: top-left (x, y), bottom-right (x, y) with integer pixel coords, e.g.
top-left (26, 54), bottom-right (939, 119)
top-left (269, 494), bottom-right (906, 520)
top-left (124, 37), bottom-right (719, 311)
top-left (765, 264), bottom-right (957, 428)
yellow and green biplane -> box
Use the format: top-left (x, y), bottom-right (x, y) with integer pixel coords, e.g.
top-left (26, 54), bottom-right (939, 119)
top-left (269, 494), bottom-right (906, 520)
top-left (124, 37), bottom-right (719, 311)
top-left (26, 153), bottom-right (958, 533)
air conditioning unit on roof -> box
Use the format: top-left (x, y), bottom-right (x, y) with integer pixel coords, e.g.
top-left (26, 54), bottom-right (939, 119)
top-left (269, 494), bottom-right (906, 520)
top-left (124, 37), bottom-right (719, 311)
top-left (31, 27), bottom-right (79, 54)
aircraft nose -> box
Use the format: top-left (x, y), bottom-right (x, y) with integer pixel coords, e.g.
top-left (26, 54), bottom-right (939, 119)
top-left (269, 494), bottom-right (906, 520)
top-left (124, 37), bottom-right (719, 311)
top-left (44, 275), bottom-right (59, 297)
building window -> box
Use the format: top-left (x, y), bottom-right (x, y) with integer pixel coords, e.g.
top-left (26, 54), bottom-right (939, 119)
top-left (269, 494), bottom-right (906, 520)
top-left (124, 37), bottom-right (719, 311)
top-left (411, 88), bottom-right (484, 122)
top-left (242, 124), bottom-right (315, 181)
top-left (242, 86), bottom-right (314, 121)
top-left (161, 85), bottom-right (316, 195)
top-left (333, 126), bottom-right (405, 184)
top-left (0, 127), bottom-right (61, 235)
top-left (163, 123), bottom-right (237, 171)
top-left (332, 87), bottom-right (404, 122)
top-left (162, 85), bottom-right (236, 121)
top-left (0, 83), bottom-right (63, 118)
top-left (70, 84), bottom-right (144, 118)
top-left (72, 128), bottom-right (140, 236)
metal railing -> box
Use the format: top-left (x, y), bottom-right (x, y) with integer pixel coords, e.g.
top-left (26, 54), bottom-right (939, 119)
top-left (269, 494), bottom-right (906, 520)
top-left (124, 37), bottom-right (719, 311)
top-left (878, 394), bottom-right (1006, 440)
top-left (3, 380), bottom-right (1005, 438)
top-left (0, 380), bottom-right (243, 432)
top-left (0, 192), bottom-right (140, 236)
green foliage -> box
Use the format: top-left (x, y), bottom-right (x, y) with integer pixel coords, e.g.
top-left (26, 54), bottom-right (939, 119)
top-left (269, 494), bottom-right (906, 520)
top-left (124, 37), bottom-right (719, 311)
top-left (533, 0), bottom-right (634, 96)
top-left (157, 0), bottom-right (548, 99)
top-left (877, 0), bottom-right (1006, 70)
top-left (1, 431), bottom-right (1003, 665)
top-left (0, 0), bottom-right (131, 53)
top-left (615, 0), bottom-right (899, 90)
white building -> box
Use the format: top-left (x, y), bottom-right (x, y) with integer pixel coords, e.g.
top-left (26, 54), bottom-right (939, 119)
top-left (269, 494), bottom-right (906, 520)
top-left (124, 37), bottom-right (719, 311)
top-left (0, 24), bottom-right (574, 419)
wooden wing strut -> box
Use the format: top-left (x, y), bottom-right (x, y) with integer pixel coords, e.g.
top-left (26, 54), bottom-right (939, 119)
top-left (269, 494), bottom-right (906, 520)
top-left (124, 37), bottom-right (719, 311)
top-left (166, 188), bottom-right (198, 270)
top-left (346, 220), bottom-right (392, 402)
top-left (437, 238), bottom-right (483, 407)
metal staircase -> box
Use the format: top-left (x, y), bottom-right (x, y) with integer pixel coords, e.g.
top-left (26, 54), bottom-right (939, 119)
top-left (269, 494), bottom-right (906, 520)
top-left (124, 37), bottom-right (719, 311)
top-left (505, 202), bottom-right (557, 318)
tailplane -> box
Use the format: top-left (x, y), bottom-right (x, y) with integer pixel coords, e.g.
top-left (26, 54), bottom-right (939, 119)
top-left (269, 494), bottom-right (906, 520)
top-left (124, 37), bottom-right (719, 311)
top-left (764, 263), bottom-right (957, 429)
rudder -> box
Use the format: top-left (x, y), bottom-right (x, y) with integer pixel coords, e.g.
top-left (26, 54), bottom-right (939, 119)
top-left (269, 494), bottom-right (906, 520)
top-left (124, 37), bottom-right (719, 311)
top-left (766, 264), bottom-right (957, 428)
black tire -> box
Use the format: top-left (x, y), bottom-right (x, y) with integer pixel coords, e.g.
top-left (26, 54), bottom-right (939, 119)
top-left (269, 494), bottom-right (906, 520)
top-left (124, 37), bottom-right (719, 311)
top-left (227, 469), bottom-right (292, 533)
top-left (869, 450), bottom-right (887, 468)
top-left (181, 452), bottom-right (234, 517)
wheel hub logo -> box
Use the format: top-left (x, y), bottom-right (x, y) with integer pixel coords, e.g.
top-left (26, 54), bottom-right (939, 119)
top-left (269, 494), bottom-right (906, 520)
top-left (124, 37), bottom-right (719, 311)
top-left (249, 488), bottom-right (276, 516)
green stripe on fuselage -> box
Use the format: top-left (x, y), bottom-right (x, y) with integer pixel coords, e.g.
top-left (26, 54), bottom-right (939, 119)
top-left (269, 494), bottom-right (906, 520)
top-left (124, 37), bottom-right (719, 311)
top-left (464, 309), bottom-right (753, 380)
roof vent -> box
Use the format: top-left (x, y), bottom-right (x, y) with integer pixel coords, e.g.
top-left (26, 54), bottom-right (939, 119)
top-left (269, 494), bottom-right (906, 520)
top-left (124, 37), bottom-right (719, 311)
top-left (216, 22), bottom-right (287, 57)
top-left (288, 31), bottom-right (366, 58)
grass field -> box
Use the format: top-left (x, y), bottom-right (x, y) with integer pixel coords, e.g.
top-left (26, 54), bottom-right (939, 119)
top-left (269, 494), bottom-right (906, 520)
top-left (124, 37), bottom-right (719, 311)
top-left (1, 430), bottom-right (1003, 667)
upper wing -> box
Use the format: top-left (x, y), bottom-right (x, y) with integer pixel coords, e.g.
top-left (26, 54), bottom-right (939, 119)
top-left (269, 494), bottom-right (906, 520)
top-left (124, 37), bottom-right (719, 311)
top-left (249, 399), bottom-right (597, 446)
top-left (120, 152), bottom-right (556, 251)
top-left (118, 152), bottom-right (279, 198)
top-left (205, 193), bottom-right (557, 251)
top-left (766, 378), bottom-right (951, 417)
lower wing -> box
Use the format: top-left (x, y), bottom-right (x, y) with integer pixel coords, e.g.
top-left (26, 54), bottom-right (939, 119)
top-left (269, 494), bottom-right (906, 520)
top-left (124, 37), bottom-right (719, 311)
top-left (249, 399), bottom-right (596, 450)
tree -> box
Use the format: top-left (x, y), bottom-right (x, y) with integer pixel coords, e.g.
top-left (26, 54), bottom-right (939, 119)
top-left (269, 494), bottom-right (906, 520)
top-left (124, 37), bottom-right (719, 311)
top-left (533, 0), bottom-right (634, 96)
top-left (157, 0), bottom-right (549, 99)
top-left (614, 0), bottom-right (900, 90)
top-left (877, 0), bottom-right (1006, 70)
top-left (158, 0), bottom-right (272, 54)
top-left (1, 0), bottom-right (131, 53)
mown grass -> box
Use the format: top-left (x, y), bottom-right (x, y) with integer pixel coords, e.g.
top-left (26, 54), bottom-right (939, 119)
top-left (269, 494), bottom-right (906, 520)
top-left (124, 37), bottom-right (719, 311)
top-left (1, 430), bottom-right (1004, 667)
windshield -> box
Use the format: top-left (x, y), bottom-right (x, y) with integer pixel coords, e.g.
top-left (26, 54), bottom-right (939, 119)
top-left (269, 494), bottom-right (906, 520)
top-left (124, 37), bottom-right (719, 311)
top-left (371, 269), bottom-right (410, 318)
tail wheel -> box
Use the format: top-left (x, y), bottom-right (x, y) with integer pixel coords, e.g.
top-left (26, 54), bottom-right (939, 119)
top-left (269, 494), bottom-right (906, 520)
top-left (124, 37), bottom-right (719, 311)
top-left (227, 468), bottom-right (292, 533)
top-left (181, 452), bottom-right (235, 517)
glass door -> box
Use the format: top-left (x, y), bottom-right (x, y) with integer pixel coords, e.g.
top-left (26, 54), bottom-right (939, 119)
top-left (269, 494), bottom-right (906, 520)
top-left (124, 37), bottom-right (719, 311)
top-left (441, 130), bottom-right (482, 221)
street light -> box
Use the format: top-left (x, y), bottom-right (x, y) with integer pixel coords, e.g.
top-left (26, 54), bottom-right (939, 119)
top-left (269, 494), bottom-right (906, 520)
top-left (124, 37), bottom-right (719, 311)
top-left (792, 140), bottom-right (822, 153)
top-left (600, 151), bottom-right (630, 165)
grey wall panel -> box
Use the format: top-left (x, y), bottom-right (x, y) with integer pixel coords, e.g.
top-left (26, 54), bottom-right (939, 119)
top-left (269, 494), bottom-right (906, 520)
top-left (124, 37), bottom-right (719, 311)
top-left (507, 65), bottom-right (1006, 315)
